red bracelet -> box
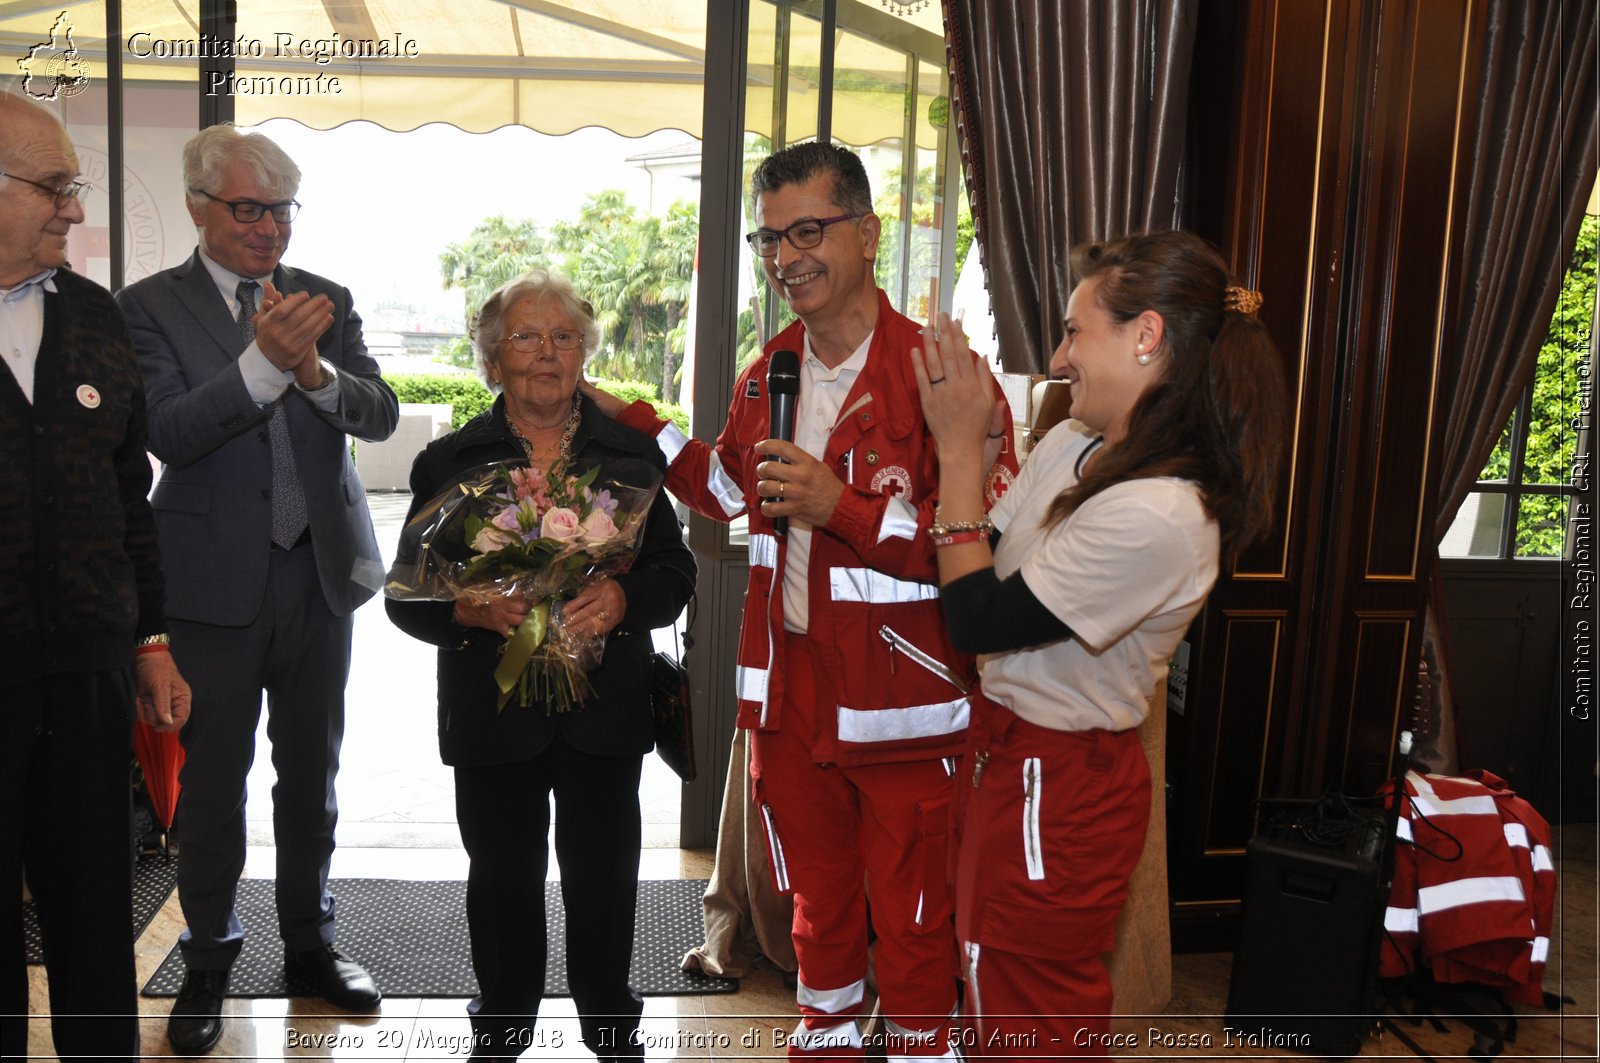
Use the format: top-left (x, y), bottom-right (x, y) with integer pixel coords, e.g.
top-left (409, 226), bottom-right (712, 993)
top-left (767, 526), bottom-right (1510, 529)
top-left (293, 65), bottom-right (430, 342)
top-left (134, 643), bottom-right (170, 656)
top-left (932, 529), bottom-right (989, 548)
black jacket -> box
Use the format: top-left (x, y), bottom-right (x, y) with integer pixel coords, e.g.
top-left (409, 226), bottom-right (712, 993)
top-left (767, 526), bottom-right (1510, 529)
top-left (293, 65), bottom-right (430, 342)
top-left (385, 395), bottom-right (696, 766)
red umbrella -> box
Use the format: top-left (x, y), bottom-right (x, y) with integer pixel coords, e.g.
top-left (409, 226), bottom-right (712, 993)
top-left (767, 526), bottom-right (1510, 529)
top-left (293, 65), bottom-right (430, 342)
top-left (133, 721), bottom-right (184, 856)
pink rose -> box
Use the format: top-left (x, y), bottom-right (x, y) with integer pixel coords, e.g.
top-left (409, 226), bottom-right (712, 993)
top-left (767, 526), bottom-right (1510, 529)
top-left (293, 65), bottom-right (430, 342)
top-left (491, 505), bottom-right (524, 534)
top-left (471, 526), bottom-right (514, 553)
top-left (579, 509), bottom-right (619, 545)
top-left (541, 507), bottom-right (582, 541)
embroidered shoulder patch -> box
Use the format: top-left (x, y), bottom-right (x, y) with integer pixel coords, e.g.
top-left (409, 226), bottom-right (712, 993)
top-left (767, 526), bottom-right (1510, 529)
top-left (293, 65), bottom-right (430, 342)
top-left (745, 378), bottom-right (761, 399)
top-left (985, 464), bottom-right (1015, 506)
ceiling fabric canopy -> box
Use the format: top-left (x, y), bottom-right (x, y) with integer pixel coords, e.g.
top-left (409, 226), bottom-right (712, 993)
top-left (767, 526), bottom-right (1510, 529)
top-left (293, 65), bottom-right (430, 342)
top-left (1, 0), bottom-right (946, 144)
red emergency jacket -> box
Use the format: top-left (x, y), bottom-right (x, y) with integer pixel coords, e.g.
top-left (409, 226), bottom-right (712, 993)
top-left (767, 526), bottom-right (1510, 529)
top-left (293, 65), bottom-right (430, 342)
top-left (1380, 769), bottom-right (1554, 1006)
top-left (619, 290), bottom-right (1019, 766)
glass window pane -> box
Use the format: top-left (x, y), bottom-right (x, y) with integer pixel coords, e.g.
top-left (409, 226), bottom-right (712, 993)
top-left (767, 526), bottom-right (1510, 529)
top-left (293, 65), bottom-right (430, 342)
top-left (1514, 493), bottom-right (1567, 558)
top-left (1478, 408), bottom-right (1515, 483)
top-left (1525, 213), bottom-right (1598, 485)
top-left (1439, 492), bottom-right (1508, 558)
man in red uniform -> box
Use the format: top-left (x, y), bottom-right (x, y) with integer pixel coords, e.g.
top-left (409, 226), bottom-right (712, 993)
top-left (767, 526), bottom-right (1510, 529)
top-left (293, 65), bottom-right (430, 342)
top-left (584, 142), bottom-right (1016, 1060)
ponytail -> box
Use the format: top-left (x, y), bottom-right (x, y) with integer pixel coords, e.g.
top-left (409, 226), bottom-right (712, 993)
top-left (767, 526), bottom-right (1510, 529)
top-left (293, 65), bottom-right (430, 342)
top-left (1045, 231), bottom-right (1289, 565)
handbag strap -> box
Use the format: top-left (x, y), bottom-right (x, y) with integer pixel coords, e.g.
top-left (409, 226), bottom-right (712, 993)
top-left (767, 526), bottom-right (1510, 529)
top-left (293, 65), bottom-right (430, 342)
top-left (667, 593), bottom-right (696, 665)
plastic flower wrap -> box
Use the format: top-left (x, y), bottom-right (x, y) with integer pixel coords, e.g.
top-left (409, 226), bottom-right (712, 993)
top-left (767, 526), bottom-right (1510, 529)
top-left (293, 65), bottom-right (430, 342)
top-left (385, 457), bottom-right (661, 712)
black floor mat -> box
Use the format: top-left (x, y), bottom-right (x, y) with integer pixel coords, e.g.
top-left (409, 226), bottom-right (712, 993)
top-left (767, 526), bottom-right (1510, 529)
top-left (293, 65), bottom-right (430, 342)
top-left (140, 877), bottom-right (736, 998)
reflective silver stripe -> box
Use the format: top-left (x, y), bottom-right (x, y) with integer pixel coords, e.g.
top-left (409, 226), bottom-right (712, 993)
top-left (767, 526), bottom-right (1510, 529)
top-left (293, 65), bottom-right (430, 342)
top-left (706, 453), bottom-right (746, 517)
top-left (836, 698), bottom-right (969, 745)
top-left (1417, 875), bottom-right (1525, 915)
top-left (737, 666), bottom-right (768, 704)
top-left (914, 889), bottom-right (924, 927)
top-left (883, 1019), bottom-right (938, 1044)
top-left (963, 942), bottom-right (982, 1020)
top-left (1532, 935), bottom-right (1550, 963)
top-left (885, 1017), bottom-right (959, 1063)
top-left (761, 803), bottom-right (790, 892)
top-left (1395, 818), bottom-right (1414, 843)
top-left (1385, 906), bottom-right (1419, 933)
top-left (796, 977), bottom-right (865, 1015)
top-left (1023, 758), bottom-right (1044, 881)
top-left (1533, 845), bottom-right (1554, 872)
top-left (877, 495), bottom-right (920, 544)
top-left (831, 567), bottom-right (940, 604)
top-left (749, 532), bottom-right (778, 570)
top-left (1503, 823), bottom-right (1529, 849)
top-left (789, 1022), bottom-right (864, 1052)
top-left (1409, 791), bottom-right (1498, 818)
top-left (656, 420), bottom-right (690, 464)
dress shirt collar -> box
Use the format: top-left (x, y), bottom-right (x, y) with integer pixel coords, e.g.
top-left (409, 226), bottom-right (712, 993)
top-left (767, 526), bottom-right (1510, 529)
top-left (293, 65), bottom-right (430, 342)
top-left (197, 249), bottom-right (272, 311)
top-left (0, 268), bottom-right (58, 301)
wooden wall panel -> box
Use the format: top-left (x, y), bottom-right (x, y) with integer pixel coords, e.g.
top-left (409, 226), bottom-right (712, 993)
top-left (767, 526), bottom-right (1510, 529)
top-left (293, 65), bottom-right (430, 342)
top-left (1170, 0), bottom-right (1479, 940)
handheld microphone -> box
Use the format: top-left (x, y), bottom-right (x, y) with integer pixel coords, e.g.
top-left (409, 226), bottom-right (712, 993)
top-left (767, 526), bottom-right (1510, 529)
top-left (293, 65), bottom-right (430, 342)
top-left (766, 349), bottom-right (800, 537)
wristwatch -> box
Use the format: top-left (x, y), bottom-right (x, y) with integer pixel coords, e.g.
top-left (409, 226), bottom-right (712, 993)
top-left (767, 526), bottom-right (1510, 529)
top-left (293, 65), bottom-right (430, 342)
top-left (296, 359), bottom-right (339, 392)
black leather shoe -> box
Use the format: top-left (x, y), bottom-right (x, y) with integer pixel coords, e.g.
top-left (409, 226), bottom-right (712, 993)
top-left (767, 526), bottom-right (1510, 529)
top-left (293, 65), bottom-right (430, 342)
top-left (167, 968), bottom-right (229, 1056)
top-left (285, 944), bottom-right (382, 1011)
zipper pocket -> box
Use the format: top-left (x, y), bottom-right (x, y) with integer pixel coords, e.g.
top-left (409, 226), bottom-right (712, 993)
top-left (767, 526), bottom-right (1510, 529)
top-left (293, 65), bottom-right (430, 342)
top-left (879, 625), bottom-right (968, 692)
top-left (1023, 757), bottom-right (1044, 880)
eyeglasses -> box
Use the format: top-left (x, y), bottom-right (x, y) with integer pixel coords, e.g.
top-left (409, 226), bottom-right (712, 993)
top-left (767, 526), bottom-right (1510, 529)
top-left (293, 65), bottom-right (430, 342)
top-left (1, 170), bottom-right (91, 208)
top-left (193, 189), bottom-right (300, 224)
top-left (745, 213), bottom-right (862, 257)
top-left (501, 328), bottom-right (585, 353)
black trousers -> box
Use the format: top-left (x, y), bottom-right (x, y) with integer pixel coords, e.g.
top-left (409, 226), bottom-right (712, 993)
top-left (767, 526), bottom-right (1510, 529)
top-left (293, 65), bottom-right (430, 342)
top-left (1, 670), bottom-right (138, 1062)
top-left (454, 736), bottom-right (645, 1061)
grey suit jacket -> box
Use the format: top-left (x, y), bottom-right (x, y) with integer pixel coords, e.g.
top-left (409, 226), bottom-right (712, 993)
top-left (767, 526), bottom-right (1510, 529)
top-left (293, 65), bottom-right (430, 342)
top-left (116, 250), bottom-right (399, 625)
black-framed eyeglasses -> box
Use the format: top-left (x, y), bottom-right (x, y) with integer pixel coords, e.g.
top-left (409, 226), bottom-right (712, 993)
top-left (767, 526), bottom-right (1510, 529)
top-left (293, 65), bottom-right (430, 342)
top-left (193, 189), bottom-right (300, 224)
top-left (501, 328), bottom-right (585, 353)
top-left (745, 213), bottom-right (863, 257)
top-left (0, 170), bottom-right (91, 208)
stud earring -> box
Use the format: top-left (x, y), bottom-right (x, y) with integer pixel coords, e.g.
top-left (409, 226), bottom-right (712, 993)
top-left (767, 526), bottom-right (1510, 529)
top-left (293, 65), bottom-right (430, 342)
top-left (1136, 350), bottom-right (1153, 366)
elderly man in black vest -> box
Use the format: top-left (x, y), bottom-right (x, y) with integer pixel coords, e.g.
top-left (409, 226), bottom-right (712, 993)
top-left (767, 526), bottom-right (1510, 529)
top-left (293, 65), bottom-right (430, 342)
top-left (0, 90), bottom-right (191, 1062)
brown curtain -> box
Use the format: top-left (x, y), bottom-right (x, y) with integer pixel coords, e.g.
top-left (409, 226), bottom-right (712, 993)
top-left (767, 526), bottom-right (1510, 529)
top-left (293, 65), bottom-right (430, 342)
top-left (1422, 0), bottom-right (1598, 771)
top-left (945, 0), bottom-right (1197, 370)
top-left (1436, 0), bottom-right (1598, 531)
top-left (943, 0), bottom-right (1199, 1019)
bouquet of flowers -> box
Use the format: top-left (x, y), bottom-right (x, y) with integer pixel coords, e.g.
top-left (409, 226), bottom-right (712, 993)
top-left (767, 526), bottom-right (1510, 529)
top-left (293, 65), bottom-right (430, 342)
top-left (385, 457), bottom-right (661, 712)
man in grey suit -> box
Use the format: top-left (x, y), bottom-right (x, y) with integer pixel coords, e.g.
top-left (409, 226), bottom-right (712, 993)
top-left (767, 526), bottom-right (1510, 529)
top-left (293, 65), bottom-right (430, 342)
top-left (116, 125), bottom-right (398, 1056)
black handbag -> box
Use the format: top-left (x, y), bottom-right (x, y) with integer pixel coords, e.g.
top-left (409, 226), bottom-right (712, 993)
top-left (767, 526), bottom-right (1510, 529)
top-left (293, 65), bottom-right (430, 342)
top-left (651, 602), bottom-right (696, 782)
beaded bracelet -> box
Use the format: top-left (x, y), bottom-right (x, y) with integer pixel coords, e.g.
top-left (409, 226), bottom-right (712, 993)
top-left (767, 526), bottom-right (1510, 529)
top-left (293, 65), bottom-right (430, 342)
top-left (932, 529), bottom-right (990, 548)
top-left (927, 516), bottom-right (993, 538)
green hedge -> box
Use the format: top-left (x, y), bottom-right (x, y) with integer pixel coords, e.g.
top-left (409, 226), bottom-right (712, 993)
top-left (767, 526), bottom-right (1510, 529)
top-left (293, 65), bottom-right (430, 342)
top-left (387, 374), bottom-right (688, 434)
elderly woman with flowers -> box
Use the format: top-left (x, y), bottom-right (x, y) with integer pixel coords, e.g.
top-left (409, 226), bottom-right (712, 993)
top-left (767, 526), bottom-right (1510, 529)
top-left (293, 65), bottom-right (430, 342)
top-left (386, 269), bottom-right (695, 1061)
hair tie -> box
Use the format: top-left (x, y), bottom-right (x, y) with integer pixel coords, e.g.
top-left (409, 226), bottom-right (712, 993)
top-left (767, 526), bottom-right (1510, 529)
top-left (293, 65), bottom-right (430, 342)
top-left (1224, 286), bottom-right (1263, 316)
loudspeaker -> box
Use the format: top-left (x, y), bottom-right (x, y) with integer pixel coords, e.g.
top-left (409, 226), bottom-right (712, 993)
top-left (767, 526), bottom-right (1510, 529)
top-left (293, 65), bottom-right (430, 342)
top-left (1225, 808), bottom-right (1386, 1058)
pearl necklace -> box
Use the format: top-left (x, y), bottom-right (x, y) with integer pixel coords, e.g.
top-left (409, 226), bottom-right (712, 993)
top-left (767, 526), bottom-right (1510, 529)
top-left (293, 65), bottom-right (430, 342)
top-left (508, 394), bottom-right (582, 467)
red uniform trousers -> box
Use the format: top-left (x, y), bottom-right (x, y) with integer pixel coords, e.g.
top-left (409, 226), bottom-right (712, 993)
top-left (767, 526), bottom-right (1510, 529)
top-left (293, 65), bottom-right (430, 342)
top-left (752, 634), bottom-right (959, 1061)
top-left (955, 693), bottom-right (1149, 1059)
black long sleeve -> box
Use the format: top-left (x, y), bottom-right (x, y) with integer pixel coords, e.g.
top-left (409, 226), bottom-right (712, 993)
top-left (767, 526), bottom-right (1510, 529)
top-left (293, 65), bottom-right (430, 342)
top-left (941, 567), bottom-right (1074, 654)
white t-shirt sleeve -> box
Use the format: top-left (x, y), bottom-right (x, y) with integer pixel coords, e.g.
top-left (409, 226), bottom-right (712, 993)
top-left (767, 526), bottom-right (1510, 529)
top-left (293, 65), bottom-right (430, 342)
top-left (991, 426), bottom-right (1090, 534)
top-left (1018, 483), bottom-right (1216, 653)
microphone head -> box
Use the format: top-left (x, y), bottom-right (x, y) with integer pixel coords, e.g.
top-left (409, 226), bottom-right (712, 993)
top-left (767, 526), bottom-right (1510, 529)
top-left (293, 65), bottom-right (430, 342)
top-left (767, 349), bottom-right (800, 395)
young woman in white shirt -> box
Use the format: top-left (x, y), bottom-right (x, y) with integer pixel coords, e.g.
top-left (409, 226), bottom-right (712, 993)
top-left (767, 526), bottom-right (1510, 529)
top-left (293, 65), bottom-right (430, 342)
top-left (912, 230), bottom-right (1289, 1057)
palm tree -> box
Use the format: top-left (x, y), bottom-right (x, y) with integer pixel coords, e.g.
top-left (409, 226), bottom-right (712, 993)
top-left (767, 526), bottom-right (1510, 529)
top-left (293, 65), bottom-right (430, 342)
top-left (438, 215), bottom-right (547, 320)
